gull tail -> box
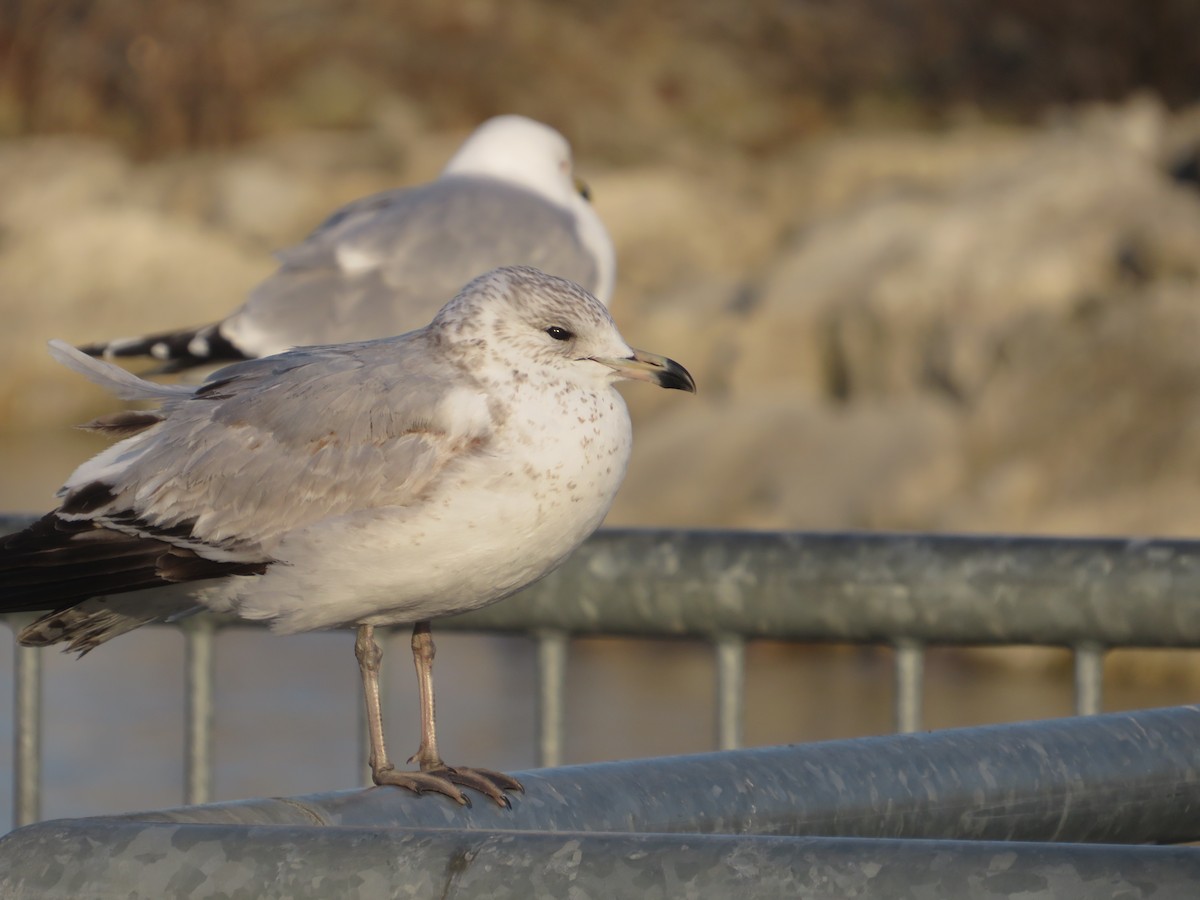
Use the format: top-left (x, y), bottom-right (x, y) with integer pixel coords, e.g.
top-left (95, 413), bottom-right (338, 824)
top-left (77, 322), bottom-right (247, 373)
top-left (17, 596), bottom-right (199, 656)
top-left (48, 340), bottom-right (195, 402)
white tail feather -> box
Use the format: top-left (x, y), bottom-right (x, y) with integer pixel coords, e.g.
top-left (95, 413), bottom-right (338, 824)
top-left (48, 339), bottom-right (194, 402)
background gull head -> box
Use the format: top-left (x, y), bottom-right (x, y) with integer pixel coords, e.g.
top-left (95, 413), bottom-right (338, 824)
top-left (80, 115), bottom-right (616, 370)
top-left (441, 115), bottom-right (598, 221)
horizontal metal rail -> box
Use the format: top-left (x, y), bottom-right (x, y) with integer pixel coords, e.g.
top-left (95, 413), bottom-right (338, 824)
top-left (7, 520), bottom-right (1200, 827)
top-left (446, 529), bottom-right (1200, 645)
top-left (80, 704), bottom-right (1200, 843)
top-left (1, 827), bottom-right (1196, 899)
top-left (3, 706), bottom-right (1200, 897)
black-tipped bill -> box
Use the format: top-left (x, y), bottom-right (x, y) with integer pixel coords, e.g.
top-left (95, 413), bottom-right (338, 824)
top-left (593, 348), bottom-right (697, 393)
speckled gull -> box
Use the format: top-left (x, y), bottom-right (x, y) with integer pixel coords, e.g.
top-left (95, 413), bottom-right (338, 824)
top-left (81, 115), bottom-right (616, 371)
top-left (1, 266), bottom-right (693, 807)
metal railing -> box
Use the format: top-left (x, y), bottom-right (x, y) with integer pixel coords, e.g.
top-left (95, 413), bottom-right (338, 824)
top-left (4, 706), bottom-right (1200, 897)
top-left (8, 522), bottom-right (1200, 829)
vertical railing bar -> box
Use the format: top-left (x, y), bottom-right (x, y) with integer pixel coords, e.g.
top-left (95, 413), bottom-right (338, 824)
top-left (535, 630), bottom-right (568, 768)
top-left (183, 616), bottom-right (215, 806)
top-left (714, 633), bottom-right (745, 751)
top-left (1073, 641), bottom-right (1104, 716)
top-left (14, 628), bottom-right (43, 827)
top-left (893, 639), bottom-right (925, 734)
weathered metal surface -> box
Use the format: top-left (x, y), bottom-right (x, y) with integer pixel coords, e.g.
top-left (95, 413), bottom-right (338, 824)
top-left (448, 529), bottom-right (1200, 645)
top-left (12, 630), bottom-right (40, 830)
top-left (42, 705), bottom-right (1200, 844)
top-left (1, 824), bottom-right (1197, 900)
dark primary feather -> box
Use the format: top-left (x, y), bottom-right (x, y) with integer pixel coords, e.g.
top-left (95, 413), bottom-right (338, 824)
top-left (79, 410), bottom-right (166, 437)
top-left (0, 511), bottom-right (268, 615)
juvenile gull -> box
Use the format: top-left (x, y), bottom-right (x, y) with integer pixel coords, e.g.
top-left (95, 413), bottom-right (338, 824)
top-left (1, 266), bottom-right (693, 806)
top-left (81, 115), bottom-right (616, 370)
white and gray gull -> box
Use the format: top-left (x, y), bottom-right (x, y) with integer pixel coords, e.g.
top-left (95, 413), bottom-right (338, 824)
top-left (1, 266), bottom-right (693, 807)
top-left (81, 115), bottom-right (616, 371)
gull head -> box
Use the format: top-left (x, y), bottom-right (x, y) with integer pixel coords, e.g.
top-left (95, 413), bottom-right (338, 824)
top-left (441, 115), bottom-right (616, 307)
top-left (442, 115), bottom-right (590, 211)
top-left (432, 266), bottom-right (695, 394)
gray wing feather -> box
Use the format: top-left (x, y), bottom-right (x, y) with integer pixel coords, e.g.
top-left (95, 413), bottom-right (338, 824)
top-left (66, 334), bottom-right (492, 559)
top-left (223, 177), bottom-right (600, 350)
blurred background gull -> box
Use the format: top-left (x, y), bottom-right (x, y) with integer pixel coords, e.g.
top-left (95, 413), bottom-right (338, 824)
top-left (2, 0), bottom-right (1200, 828)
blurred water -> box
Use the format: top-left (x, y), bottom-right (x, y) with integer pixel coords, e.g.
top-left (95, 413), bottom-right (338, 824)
top-left (1, 431), bottom-right (1198, 833)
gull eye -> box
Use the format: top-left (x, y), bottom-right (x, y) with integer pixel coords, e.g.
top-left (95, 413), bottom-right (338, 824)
top-left (545, 326), bottom-right (574, 342)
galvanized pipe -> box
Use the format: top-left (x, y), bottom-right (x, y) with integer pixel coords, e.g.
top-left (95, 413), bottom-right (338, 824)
top-left (714, 633), bottom-right (744, 750)
top-left (12, 639), bottom-right (41, 828)
top-left (1073, 641), bottom-right (1104, 715)
top-left (88, 705), bottom-right (1200, 845)
top-left (893, 638), bottom-right (924, 732)
top-left (182, 616), bottom-right (216, 806)
top-left (534, 630), bottom-right (568, 767)
top-left (1, 824), bottom-right (1196, 900)
top-left (445, 530), bottom-right (1200, 646)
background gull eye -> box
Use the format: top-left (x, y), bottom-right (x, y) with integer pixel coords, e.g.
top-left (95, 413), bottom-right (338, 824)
top-left (545, 326), bottom-right (574, 341)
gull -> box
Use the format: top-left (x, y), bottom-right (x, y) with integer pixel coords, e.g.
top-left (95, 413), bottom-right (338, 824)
top-left (0, 266), bottom-right (693, 806)
top-left (81, 115), bottom-right (616, 370)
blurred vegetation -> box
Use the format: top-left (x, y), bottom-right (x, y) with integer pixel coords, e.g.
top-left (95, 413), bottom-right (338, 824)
top-left (2, 0), bottom-right (1198, 160)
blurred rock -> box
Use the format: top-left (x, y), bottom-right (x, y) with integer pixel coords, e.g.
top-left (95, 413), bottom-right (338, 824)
top-left (594, 161), bottom-right (781, 300)
top-left (781, 125), bottom-right (1030, 220)
top-left (731, 98), bottom-right (1200, 407)
top-left (0, 138), bottom-right (129, 233)
top-left (133, 129), bottom-right (413, 249)
top-left (0, 140), bottom-right (272, 426)
top-left (946, 281), bottom-right (1200, 535)
top-left (620, 277), bottom-right (750, 413)
top-left (611, 393), bottom-right (962, 530)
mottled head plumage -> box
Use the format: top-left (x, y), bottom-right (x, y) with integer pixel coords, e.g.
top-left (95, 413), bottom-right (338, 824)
top-left (428, 266), bottom-right (625, 384)
top-left (429, 266), bottom-right (695, 395)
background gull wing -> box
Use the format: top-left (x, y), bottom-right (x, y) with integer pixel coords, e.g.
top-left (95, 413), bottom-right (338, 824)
top-left (223, 176), bottom-right (602, 355)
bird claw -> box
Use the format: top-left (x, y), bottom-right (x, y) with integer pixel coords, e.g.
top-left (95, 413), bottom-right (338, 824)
top-left (434, 765), bottom-right (524, 808)
top-left (372, 766), bottom-right (472, 805)
top-left (373, 763), bottom-right (523, 808)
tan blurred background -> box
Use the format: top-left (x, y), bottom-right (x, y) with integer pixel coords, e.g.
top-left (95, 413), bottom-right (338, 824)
top-left (2, 0), bottom-right (1200, 826)
top-left (2, 0), bottom-right (1200, 537)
